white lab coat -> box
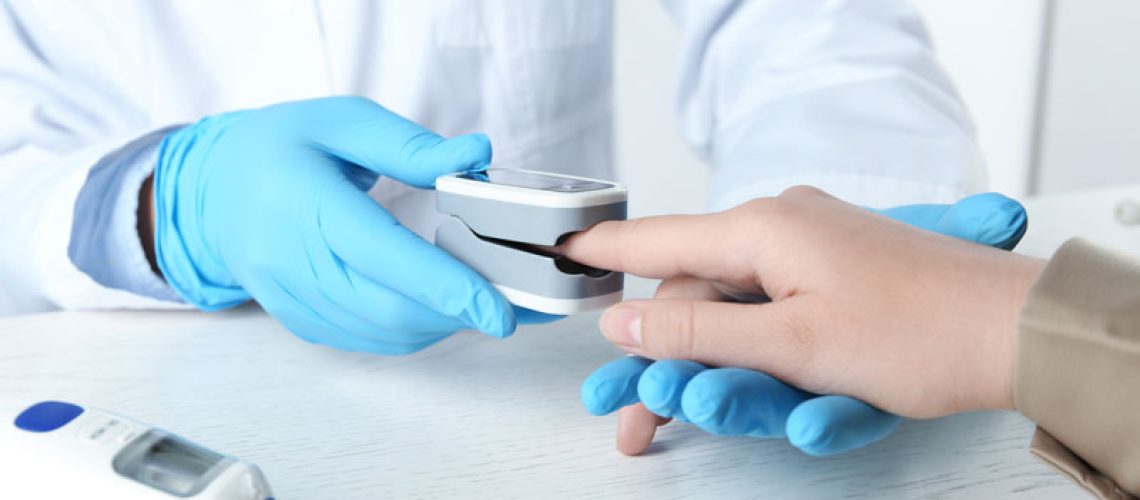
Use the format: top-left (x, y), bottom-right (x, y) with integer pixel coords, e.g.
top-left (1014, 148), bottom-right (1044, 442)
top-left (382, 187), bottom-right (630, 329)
top-left (0, 0), bottom-right (984, 316)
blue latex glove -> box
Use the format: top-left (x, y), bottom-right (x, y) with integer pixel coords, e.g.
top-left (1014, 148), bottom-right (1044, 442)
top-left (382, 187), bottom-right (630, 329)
top-left (581, 193), bottom-right (1028, 455)
top-left (154, 96), bottom-right (517, 354)
top-left (515, 308), bottom-right (565, 325)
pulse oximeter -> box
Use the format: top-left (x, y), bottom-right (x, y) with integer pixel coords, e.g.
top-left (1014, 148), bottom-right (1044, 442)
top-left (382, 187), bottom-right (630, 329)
top-left (4, 400), bottom-right (272, 499)
top-left (436, 169), bottom-right (627, 315)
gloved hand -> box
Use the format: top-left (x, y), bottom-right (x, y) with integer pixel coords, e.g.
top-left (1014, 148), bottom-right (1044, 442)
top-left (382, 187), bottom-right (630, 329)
top-left (153, 96), bottom-right (517, 354)
top-left (580, 193), bottom-right (1028, 455)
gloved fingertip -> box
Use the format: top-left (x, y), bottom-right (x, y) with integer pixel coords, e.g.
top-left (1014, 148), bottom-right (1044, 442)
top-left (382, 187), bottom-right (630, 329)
top-left (581, 356), bottom-right (653, 416)
top-left (582, 381), bottom-right (629, 416)
top-left (680, 379), bottom-right (732, 433)
top-left (444, 133), bottom-right (493, 173)
top-left (786, 397), bottom-right (901, 457)
top-left (580, 382), bottom-right (614, 416)
top-left (469, 287), bottom-right (516, 339)
top-left (959, 191), bottom-right (1017, 207)
top-left (638, 360), bottom-right (705, 418)
top-left (984, 197), bottom-right (1028, 250)
top-left (514, 306), bottom-right (564, 325)
top-left (964, 192), bottom-right (1026, 221)
top-left (404, 133), bottom-right (493, 188)
top-left (487, 316), bottom-right (516, 339)
top-left (637, 370), bottom-right (674, 415)
top-left (949, 193), bottom-right (1028, 249)
top-left (786, 419), bottom-right (838, 457)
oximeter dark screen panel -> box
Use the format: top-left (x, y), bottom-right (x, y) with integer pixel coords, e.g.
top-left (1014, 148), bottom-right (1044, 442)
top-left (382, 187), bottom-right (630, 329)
top-left (114, 431), bottom-right (226, 496)
top-left (459, 170), bottom-right (612, 192)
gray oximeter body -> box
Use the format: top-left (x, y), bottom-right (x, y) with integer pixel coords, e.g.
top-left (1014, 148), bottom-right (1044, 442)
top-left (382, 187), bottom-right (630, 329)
top-left (435, 169), bottom-right (627, 315)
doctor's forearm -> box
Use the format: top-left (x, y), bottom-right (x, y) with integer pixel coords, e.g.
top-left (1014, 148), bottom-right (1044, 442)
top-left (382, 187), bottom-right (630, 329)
top-left (138, 173), bottom-right (159, 276)
top-left (667, 0), bottom-right (982, 210)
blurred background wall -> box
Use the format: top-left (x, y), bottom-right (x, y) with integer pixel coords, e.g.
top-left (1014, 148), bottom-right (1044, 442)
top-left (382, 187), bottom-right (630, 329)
top-left (613, 0), bottom-right (1140, 220)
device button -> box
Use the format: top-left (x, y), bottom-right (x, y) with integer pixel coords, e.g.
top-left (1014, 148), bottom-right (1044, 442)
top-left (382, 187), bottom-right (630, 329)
top-left (77, 416), bottom-right (126, 444)
top-left (116, 427), bottom-right (140, 444)
top-left (14, 401), bottom-right (85, 433)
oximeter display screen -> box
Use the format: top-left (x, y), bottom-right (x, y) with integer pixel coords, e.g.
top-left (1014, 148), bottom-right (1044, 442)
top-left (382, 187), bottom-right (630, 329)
top-left (459, 170), bottom-right (612, 192)
top-left (114, 430), bottom-right (228, 496)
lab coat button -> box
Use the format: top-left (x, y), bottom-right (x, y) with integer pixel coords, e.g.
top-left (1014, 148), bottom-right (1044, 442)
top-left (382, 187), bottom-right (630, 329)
top-left (1115, 199), bottom-right (1140, 225)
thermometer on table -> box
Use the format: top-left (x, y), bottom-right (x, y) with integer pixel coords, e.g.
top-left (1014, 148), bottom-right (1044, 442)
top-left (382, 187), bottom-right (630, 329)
top-left (2, 401), bottom-right (273, 499)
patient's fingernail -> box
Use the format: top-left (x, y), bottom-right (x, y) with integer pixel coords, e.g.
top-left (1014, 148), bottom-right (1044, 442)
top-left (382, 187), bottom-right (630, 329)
top-left (602, 306), bottom-right (642, 350)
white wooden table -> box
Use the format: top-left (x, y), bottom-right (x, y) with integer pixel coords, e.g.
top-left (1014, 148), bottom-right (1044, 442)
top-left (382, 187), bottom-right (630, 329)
top-left (8, 184), bottom-right (1136, 499)
top-left (0, 302), bottom-right (1081, 499)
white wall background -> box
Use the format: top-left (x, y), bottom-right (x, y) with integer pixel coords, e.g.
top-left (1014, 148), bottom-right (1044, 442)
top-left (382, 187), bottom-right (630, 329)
top-left (612, 0), bottom-right (707, 217)
top-left (1036, 0), bottom-right (1140, 194)
top-left (912, 0), bottom-right (1047, 197)
top-left (613, 0), bottom-right (1050, 218)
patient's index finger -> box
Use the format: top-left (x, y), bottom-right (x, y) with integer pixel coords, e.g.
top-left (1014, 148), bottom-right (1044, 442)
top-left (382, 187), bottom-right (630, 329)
top-left (561, 213), bottom-right (757, 282)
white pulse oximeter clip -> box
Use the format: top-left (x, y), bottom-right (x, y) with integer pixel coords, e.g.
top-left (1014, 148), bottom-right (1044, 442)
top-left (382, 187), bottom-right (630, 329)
top-left (4, 401), bottom-right (273, 499)
top-left (436, 169), bottom-right (627, 315)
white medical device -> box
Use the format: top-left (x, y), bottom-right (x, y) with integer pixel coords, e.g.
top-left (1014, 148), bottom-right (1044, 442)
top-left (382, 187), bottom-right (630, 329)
top-left (3, 401), bottom-right (273, 499)
top-left (435, 169), bottom-right (627, 315)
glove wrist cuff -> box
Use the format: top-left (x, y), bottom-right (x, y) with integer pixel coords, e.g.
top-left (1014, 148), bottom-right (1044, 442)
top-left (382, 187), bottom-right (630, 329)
top-left (153, 121), bottom-right (250, 310)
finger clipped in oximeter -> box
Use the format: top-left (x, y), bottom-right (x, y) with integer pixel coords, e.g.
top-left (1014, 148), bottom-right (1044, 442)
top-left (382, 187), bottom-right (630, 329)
top-left (435, 169), bottom-right (627, 315)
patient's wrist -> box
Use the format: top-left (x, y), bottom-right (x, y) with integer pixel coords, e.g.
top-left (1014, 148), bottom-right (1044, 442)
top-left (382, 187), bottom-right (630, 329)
top-left (992, 253), bottom-right (1047, 411)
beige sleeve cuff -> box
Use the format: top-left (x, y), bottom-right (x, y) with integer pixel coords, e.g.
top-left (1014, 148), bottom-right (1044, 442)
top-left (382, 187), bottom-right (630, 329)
top-left (1029, 428), bottom-right (1136, 499)
top-left (1016, 238), bottom-right (1140, 498)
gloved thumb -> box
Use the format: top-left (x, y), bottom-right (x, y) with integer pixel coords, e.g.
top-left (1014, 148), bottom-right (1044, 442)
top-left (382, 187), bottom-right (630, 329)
top-left (302, 96), bottom-right (492, 188)
top-left (876, 193), bottom-right (1027, 250)
top-left (398, 132), bottom-right (492, 188)
top-left (938, 192), bottom-right (1027, 250)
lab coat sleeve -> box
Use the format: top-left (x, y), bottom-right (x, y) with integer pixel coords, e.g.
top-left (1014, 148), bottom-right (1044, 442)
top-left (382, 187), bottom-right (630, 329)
top-left (660, 0), bottom-right (986, 211)
top-left (68, 127), bottom-right (184, 304)
top-left (0, 3), bottom-right (187, 313)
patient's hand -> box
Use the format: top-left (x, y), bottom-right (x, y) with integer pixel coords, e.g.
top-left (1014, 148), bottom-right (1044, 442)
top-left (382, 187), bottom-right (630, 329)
top-left (566, 186), bottom-right (1045, 419)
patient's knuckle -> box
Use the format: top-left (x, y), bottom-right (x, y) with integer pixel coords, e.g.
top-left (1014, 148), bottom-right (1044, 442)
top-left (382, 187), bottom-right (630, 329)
top-left (735, 197), bottom-right (774, 216)
top-left (780, 184), bottom-right (826, 199)
top-left (740, 194), bottom-right (797, 222)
